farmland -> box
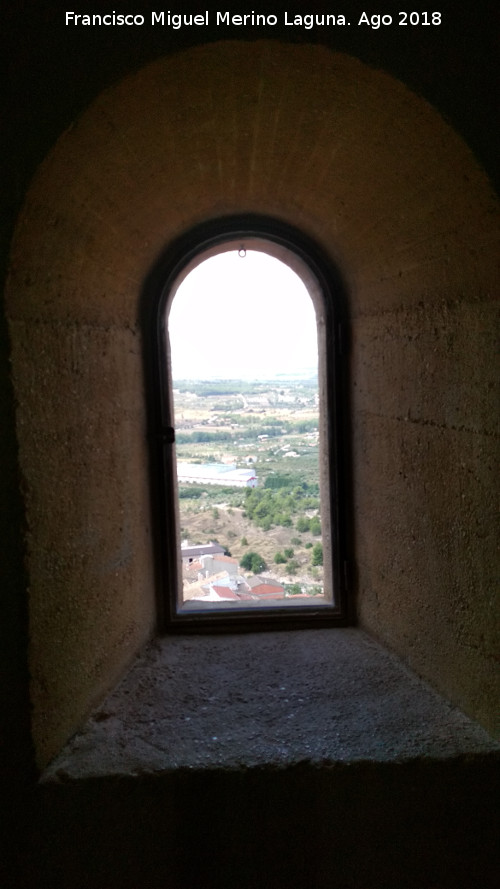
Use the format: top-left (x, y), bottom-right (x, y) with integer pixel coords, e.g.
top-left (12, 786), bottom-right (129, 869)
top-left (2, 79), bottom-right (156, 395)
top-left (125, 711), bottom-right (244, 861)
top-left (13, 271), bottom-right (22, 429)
top-left (173, 377), bottom-right (325, 591)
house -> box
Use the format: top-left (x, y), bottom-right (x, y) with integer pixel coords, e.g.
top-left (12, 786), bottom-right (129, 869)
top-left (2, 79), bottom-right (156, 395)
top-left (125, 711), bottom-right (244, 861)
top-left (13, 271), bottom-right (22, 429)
top-left (247, 576), bottom-right (286, 600)
top-left (181, 542), bottom-right (225, 565)
top-left (189, 572), bottom-right (254, 601)
top-left (199, 553), bottom-right (239, 576)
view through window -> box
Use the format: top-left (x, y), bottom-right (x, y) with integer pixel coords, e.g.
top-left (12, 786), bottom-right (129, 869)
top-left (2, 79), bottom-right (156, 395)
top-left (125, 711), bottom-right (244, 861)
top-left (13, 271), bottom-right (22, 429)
top-left (166, 246), bottom-right (335, 615)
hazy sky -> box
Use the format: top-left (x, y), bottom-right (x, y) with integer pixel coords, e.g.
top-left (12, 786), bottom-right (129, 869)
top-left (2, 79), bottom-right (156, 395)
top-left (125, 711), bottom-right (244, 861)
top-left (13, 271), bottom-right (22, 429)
top-left (168, 250), bottom-right (318, 380)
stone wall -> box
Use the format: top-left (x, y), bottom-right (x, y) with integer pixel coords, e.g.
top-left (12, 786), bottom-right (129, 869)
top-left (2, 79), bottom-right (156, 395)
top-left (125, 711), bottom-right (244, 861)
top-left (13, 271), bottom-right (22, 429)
top-left (5, 42), bottom-right (499, 764)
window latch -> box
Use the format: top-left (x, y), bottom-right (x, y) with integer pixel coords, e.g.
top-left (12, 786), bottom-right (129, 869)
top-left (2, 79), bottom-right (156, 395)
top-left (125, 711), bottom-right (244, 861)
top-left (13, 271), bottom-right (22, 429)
top-left (157, 426), bottom-right (175, 444)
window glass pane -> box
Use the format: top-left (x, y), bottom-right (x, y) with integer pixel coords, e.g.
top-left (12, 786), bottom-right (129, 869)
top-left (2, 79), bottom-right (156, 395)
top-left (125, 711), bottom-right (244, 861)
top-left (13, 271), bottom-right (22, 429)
top-left (167, 247), bottom-right (333, 614)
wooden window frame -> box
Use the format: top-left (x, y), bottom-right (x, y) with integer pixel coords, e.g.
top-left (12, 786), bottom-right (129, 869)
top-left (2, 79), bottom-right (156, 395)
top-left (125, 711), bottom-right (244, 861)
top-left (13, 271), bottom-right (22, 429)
top-left (143, 215), bottom-right (350, 631)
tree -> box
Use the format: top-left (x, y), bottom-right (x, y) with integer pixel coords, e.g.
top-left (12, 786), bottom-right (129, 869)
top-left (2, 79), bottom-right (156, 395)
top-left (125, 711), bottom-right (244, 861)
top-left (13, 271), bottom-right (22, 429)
top-left (252, 553), bottom-right (266, 572)
top-left (274, 551), bottom-right (286, 564)
top-left (254, 500), bottom-right (270, 519)
top-left (278, 514), bottom-right (292, 527)
top-left (287, 559), bottom-right (300, 574)
top-left (296, 516), bottom-right (310, 533)
top-left (283, 547), bottom-right (294, 559)
top-left (310, 517), bottom-right (321, 536)
top-left (241, 551), bottom-right (267, 573)
top-left (312, 543), bottom-right (323, 566)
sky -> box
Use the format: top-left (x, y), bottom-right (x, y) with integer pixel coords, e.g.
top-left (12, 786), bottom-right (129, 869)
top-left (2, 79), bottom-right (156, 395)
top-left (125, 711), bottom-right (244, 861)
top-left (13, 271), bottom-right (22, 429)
top-left (167, 250), bottom-right (318, 380)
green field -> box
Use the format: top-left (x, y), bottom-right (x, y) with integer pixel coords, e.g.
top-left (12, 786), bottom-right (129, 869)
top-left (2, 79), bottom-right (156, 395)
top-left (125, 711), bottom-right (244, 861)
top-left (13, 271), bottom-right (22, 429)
top-left (174, 378), bottom-right (325, 587)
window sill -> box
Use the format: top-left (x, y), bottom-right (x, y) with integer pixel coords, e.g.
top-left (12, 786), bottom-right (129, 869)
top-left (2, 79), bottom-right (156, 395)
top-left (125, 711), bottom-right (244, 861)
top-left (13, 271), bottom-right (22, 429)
top-left (41, 628), bottom-right (499, 782)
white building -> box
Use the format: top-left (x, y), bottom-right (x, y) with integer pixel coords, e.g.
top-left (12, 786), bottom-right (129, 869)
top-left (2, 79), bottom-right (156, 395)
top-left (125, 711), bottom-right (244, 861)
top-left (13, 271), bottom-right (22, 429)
top-left (177, 462), bottom-right (257, 487)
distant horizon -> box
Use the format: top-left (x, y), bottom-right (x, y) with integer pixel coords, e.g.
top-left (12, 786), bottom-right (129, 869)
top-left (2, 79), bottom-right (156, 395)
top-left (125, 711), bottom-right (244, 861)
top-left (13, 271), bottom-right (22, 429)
top-left (173, 369), bottom-right (318, 384)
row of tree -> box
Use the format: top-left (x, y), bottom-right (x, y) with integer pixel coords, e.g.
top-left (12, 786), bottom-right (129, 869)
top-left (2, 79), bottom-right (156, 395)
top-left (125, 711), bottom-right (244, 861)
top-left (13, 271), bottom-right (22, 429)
top-left (175, 418), bottom-right (318, 445)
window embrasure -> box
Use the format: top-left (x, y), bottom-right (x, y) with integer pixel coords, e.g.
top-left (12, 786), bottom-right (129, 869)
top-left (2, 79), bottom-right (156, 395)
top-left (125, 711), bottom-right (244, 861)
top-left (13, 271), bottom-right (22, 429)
top-left (146, 217), bottom-right (348, 630)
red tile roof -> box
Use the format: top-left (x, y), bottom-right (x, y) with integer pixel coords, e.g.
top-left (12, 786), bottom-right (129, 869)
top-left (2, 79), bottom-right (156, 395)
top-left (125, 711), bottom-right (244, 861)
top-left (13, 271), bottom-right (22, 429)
top-left (212, 585), bottom-right (240, 600)
top-left (250, 583), bottom-right (285, 599)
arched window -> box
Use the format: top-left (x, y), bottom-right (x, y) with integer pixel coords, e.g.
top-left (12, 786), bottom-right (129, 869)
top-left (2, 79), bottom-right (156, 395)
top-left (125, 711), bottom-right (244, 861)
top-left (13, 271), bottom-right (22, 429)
top-left (146, 217), bottom-right (349, 629)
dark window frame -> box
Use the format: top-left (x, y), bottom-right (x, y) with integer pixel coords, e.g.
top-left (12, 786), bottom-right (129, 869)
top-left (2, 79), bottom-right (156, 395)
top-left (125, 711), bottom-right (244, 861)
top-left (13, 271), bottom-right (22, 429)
top-left (143, 215), bottom-right (350, 632)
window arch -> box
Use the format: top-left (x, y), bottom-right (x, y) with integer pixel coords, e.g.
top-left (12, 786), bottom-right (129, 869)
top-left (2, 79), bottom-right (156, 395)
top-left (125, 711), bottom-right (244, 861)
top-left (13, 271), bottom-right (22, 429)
top-left (145, 216), bottom-right (349, 629)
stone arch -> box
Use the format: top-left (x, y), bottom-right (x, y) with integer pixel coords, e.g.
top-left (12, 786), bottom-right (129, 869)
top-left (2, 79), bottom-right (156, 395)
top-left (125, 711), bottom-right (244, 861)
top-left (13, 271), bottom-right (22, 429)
top-left (6, 41), bottom-right (499, 764)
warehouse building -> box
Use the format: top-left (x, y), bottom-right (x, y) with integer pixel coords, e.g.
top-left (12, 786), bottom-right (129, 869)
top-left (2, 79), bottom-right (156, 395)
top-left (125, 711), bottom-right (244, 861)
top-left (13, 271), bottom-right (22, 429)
top-left (177, 462), bottom-right (258, 488)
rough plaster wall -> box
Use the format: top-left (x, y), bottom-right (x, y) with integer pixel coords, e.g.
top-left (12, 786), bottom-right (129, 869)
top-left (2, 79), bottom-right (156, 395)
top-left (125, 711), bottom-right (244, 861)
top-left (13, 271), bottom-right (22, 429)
top-left (7, 320), bottom-right (155, 765)
top-left (354, 301), bottom-right (499, 735)
top-left (5, 41), bottom-right (499, 764)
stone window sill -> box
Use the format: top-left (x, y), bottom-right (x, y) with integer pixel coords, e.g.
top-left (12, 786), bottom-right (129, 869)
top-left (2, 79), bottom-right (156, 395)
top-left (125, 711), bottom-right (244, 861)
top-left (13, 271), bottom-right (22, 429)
top-left (41, 628), bottom-right (499, 781)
